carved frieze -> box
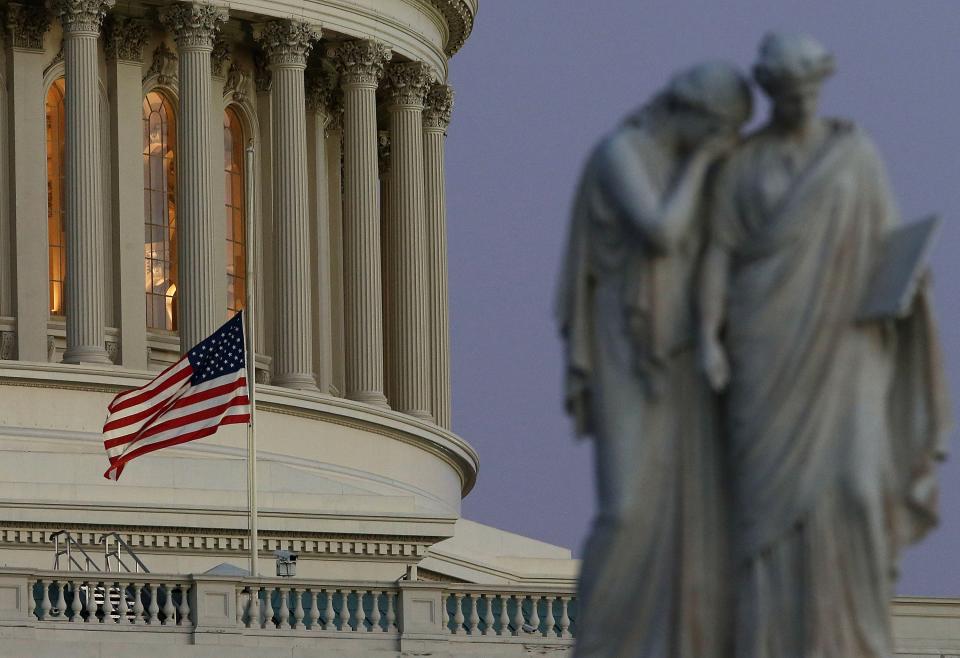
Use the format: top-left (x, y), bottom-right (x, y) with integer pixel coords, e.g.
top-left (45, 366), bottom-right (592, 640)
top-left (423, 82), bottom-right (454, 130)
top-left (104, 16), bottom-right (149, 63)
top-left (211, 35), bottom-right (230, 77)
top-left (328, 39), bottom-right (392, 88)
top-left (158, 2), bottom-right (227, 51)
top-left (4, 2), bottom-right (51, 51)
top-left (224, 61), bottom-right (249, 102)
top-left (146, 41), bottom-right (178, 86)
top-left (254, 19), bottom-right (321, 68)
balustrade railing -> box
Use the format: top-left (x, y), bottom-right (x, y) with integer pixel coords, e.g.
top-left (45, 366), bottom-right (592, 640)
top-left (238, 583), bottom-right (400, 632)
top-left (4, 569), bottom-right (577, 651)
top-left (440, 586), bottom-right (576, 639)
top-left (30, 574), bottom-right (191, 625)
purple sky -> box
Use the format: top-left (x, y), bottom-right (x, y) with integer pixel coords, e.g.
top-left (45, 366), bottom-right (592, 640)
top-left (444, 1), bottom-right (960, 596)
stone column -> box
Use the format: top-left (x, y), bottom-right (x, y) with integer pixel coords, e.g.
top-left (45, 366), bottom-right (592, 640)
top-left (5, 3), bottom-right (51, 362)
top-left (159, 2), bottom-right (227, 353)
top-left (325, 105), bottom-right (346, 397)
top-left (329, 40), bottom-right (391, 407)
top-left (57, 0), bottom-right (113, 364)
top-left (423, 83), bottom-right (454, 429)
top-left (255, 20), bottom-right (320, 390)
top-left (210, 37), bottom-right (230, 319)
top-left (306, 70), bottom-right (336, 394)
top-left (378, 131), bottom-right (397, 408)
top-left (105, 16), bottom-right (149, 369)
top-left (253, 53), bottom-right (272, 378)
top-left (383, 62), bottom-right (433, 421)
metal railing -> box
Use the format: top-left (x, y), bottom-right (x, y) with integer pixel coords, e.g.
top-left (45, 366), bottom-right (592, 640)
top-left (50, 531), bottom-right (101, 572)
top-left (99, 532), bottom-right (150, 574)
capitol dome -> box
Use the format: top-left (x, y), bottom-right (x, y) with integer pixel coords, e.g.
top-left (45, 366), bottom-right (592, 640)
top-left (0, 1), bottom-right (579, 655)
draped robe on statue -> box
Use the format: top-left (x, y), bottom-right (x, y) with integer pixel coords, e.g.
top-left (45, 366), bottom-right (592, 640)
top-left (556, 123), bottom-right (728, 658)
top-left (711, 120), bottom-right (951, 658)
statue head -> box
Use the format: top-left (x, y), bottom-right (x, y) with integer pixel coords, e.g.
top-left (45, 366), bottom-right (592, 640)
top-left (753, 32), bottom-right (835, 129)
top-left (662, 61), bottom-right (753, 151)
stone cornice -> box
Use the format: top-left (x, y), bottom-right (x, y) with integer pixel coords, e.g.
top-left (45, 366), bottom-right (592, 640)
top-left (428, 0), bottom-right (474, 56)
top-left (4, 2), bottom-right (51, 51)
top-left (254, 19), bottom-right (320, 68)
top-left (0, 524), bottom-right (434, 560)
top-left (104, 15), bottom-right (148, 63)
top-left (423, 82), bottom-right (454, 130)
top-left (328, 39), bottom-right (392, 88)
top-left (383, 61), bottom-right (432, 108)
top-left (55, 0), bottom-right (113, 35)
top-left (0, 363), bottom-right (480, 496)
top-left (159, 2), bottom-right (227, 51)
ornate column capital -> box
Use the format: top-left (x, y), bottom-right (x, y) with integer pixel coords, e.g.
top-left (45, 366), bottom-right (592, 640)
top-left (305, 69), bottom-right (337, 115)
top-left (55, 0), bottom-right (113, 35)
top-left (328, 39), bottom-right (392, 88)
top-left (423, 82), bottom-right (454, 130)
top-left (4, 3), bottom-right (51, 51)
top-left (253, 49), bottom-right (271, 93)
top-left (159, 2), bottom-right (227, 51)
top-left (210, 36), bottom-right (230, 77)
top-left (383, 61), bottom-right (432, 108)
top-left (254, 20), bottom-right (320, 68)
top-left (105, 16), bottom-right (149, 63)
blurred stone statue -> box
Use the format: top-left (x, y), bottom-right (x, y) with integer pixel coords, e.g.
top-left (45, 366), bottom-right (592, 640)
top-left (556, 62), bottom-right (752, 658)
top-left (699, 33), bottom-right (951, 658)
top-left (559, 32), bottom-right (951, 658)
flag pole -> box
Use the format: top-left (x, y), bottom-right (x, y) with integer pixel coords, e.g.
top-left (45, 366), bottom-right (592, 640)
top-left (244, 140), bottom-right (259, 577)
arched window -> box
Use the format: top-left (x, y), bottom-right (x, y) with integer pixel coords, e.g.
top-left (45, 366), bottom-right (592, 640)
top-left (143, 91), bottom-right (177, 331)
top-left (45, 78), bottom-right (66, 316)
top-left (224, 106), bottom-right (246, 317)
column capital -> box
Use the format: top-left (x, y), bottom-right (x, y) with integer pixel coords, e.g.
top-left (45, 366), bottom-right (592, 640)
top-left (423, 82), bottom-right (454, 131)
top-left (159, 2), bottom-right (227, 51)
top-left (254, 19), bottom-right (320, 68)
top-left (306, 68), bottom-right (338, 117)
top-left (383, 61), bottom-right (432, 108)
top-left (4, 3), bottom-right (51, 51)
top-left (328, 39), bottom-right (392, 88)
top-left (55, 0), bottom-right (113, 35)
top-left (211, 36), bottom-right (230, 77)
top-left (104, 16), bottom-right (149, 63)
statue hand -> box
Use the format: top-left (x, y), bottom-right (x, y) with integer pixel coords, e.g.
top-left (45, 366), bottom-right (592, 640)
top-left (697, 133), bottom-right (738, 162)
top-left (701, 336), bottom-right (730, 392)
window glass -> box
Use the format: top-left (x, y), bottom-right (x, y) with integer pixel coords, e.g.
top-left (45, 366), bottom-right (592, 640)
top-left (143, 91), bottom-right (178, 331)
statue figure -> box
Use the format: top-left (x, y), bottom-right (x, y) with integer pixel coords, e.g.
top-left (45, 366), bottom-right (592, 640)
top-left (556, 62), bottom-right (752, 658)
top-left (699, 33), bottom-right (951, 658)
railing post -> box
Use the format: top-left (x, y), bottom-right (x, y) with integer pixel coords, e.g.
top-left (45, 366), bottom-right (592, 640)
top-left (0, 571), bottom-right (31, 625)
top-left (189, 575), bottom-right (240, 641)
top-left (397, 581), bottom-right (448, 653)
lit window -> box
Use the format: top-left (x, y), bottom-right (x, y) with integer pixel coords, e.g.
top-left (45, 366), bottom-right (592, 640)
top-left (224, 107), bottom-right (246, 318)
top-left (143, 91), bottom-right (178, 331)
top-left (45, 78), bottom-right (66, 315)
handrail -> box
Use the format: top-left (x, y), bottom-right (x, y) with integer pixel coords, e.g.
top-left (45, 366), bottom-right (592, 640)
top-left (98, 532), bottom-right (150, 574)
top-left (49, 530), bottom-right (101, 572)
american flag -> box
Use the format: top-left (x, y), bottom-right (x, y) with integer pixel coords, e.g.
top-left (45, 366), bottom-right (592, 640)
top-left (102, 312), bottom-right (251, 480)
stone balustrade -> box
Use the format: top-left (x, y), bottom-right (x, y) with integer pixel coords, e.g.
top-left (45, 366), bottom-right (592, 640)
top-left (0, 568), bottom-right (578, 655)
top-left (0, 570), bottom-right (956, 656)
